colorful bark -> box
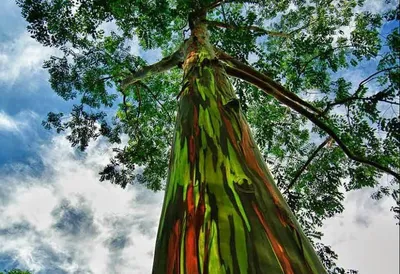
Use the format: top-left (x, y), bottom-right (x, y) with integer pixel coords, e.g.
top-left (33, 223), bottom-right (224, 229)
top-left (152, 22), bottom-right (326, 274)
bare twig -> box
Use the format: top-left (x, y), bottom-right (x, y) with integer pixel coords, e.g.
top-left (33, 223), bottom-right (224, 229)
top-left (221, 3), bottom-right (227, 23)
top-left (205, 20), bottom-right (290, 38)
top-left (205, 0), bottom-right (226, 11)
top-left (323, 95), bottom-right (400, 114)
top-left (297, 45), bottom-right (353, 78)
top-left (322, 67), bottom-right (400, 114)
top-left (205, 0), bottom-right (260, 11)
top-left (284, 137), bottom-right (332, 193)
top-left (136, 81), bottom-right (174, 123)
top-left (357, 67), bottom-right (398, 89)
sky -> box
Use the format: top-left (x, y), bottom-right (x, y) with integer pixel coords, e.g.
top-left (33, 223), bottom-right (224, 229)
top-left (0, 0), bottom-right (398, 273)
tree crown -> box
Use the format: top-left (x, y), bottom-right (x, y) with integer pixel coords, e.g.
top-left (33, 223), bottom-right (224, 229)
top-left (17, 0), bottom-right (400, 272)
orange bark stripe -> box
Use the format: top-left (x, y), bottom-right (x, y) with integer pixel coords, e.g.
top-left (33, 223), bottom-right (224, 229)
top-left (239, 120), bottom-right (286, 221)
top-left (252, 202), bottom-right (295, 274)
top-left (219, 104), bottom-right (240, 151)
top-left (167, 220), bottom-right (181, 274)
top-left (185, 183), bottom-right (199, 274)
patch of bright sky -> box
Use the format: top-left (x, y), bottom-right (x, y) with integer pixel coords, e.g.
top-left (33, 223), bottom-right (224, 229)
top-left (0, 0), bottom-right (398, 273)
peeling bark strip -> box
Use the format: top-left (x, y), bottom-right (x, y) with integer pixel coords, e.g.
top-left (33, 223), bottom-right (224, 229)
top-left (152, 21), bottom-right (327, 274)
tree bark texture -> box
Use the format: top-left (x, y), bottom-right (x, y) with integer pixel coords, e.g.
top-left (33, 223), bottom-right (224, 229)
top-left (152, 21), bottom-right (326, 274)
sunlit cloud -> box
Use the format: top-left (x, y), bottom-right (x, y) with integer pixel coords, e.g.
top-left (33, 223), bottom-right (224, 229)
top-left (0, 134), bottom-right (163, 274)
top-left (0, 111), bottom-right (38, 133)
top-left (0, 32), bottom-right (59, 86)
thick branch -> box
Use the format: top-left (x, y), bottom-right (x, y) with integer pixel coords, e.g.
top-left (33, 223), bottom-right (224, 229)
top-left (223, 64), bottom-right (400, 180)
top-left (121, 46), bottom-right (184, 90)
top-left (205, 20), bottom-right (289, 38)
top-left (215, 48), bottom-right (323, 116)
top-left (224, 65), bottom-right (311, 114)
top-left (284, 137), bottom-right (332, 193)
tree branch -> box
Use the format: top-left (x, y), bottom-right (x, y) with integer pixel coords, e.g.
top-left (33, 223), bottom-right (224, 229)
top-left (136, 81), bottom-right (174, 123)
top-left (284, 137), bottom-right (332, 193)
top-left (121, 46), bottom-right (184, 90)
top-left (122, 91), bottom-right (129, 116)
top-left (222, 62), bottom-right (400, 180)
top-left (215, 48), bottom-right (323, 116)
top-left (323, 94), bottom-right (400, 114)
top-left (322, 67), bottom-right (400, 114)
top-left (357, 67), bottom-right (398, 89)
top-left (205, 0), bottom-right (240, 11)
top-left (205, 20), bottom-right (290, 38)
top-left (135, 85), bottom-right (141, 120)
top-left (298, 46), bottom-right (350, 76)
top-left (204, 0), bottom-right (267, 12)
top-left (205, 0), bottom-right (225, 10)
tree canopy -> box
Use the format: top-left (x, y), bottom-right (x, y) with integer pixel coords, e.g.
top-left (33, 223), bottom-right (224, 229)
top-left (17, 0), bottom-right (399, 273)
top-left (0, 270), bottom-right (32, 274)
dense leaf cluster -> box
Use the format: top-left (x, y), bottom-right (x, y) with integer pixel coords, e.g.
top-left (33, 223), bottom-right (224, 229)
top-left (0, 270), bottom-right (31, 274)
top-left (17, 0), bottom-right (399, 272)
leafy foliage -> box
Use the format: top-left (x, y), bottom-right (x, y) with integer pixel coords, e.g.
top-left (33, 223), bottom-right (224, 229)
top-left (0, 270), bottom-right (32, 274)
top-left (18, 0), bottom-right (400, 272)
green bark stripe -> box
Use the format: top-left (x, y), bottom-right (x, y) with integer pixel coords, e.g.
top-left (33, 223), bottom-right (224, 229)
top-left (152, 22), bottom-right (326, 273)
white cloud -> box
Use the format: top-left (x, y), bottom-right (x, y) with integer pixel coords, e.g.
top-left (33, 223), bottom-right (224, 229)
top-left (0, 32), bottom-right (58, 85)
top-left (323, 186), bottom-right (399, 274)
top-left (0, 111), bottom-right (38, 133)
top-left (359, 0), bottom-right (397, 14)
top-left (334, 0), bottom-right (397, 44)
top-left (1, 131), bottom-right (399, 274)
top-left (0, 112), bottom-right (20, 132)
top-left (0, 134), bottom-right (163, 274)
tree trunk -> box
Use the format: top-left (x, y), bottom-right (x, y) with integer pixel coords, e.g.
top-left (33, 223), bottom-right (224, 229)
top-left (152, 20), bottom-right (326, 274)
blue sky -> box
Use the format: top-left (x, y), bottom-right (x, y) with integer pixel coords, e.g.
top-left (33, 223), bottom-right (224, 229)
top-left (0, 0), bottom-right (398, 273)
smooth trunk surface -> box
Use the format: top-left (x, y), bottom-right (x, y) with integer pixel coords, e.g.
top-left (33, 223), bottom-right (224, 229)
top-left (152, 22), bottom-right (326, 274)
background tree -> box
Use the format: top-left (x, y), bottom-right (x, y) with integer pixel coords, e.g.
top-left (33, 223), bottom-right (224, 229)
top-left (0, 270), bottom-right (32, 274)
top-left (17, 0), bottom-right (399, 273)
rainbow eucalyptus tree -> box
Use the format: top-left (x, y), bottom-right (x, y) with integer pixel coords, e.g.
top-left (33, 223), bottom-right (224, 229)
top-left (18, 0), bottom-right (399, 273)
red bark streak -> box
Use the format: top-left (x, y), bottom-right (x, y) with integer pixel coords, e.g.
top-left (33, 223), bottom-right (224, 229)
top-left (193, 106), bottom-right (200, 136)
top-left (185, 183), bottom-right (199, 274)
top-left (189, 84), bottom-right (195, 96)
top-left (167, 220), bottom-right (181, 274)
top-left (189, 135), bottom-right (196, 164)
top-left (252, 203), bottom-right (294, 274)
top-left (239, 120), bottom-right (291, 227)
top-left (276, 211), bottom-right (288, 227)
top-left (196, 196), bottom-right (205, 230)
top-left (218, 102), bottom-right (240, 152)
top-left (240, 130), bottom-right (265, 180)
top-left (240, 121), bottom-right (279, 198)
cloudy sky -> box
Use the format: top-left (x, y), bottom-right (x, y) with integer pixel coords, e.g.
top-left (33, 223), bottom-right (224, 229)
top-left (0, 0), bottom-right (398, 273)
